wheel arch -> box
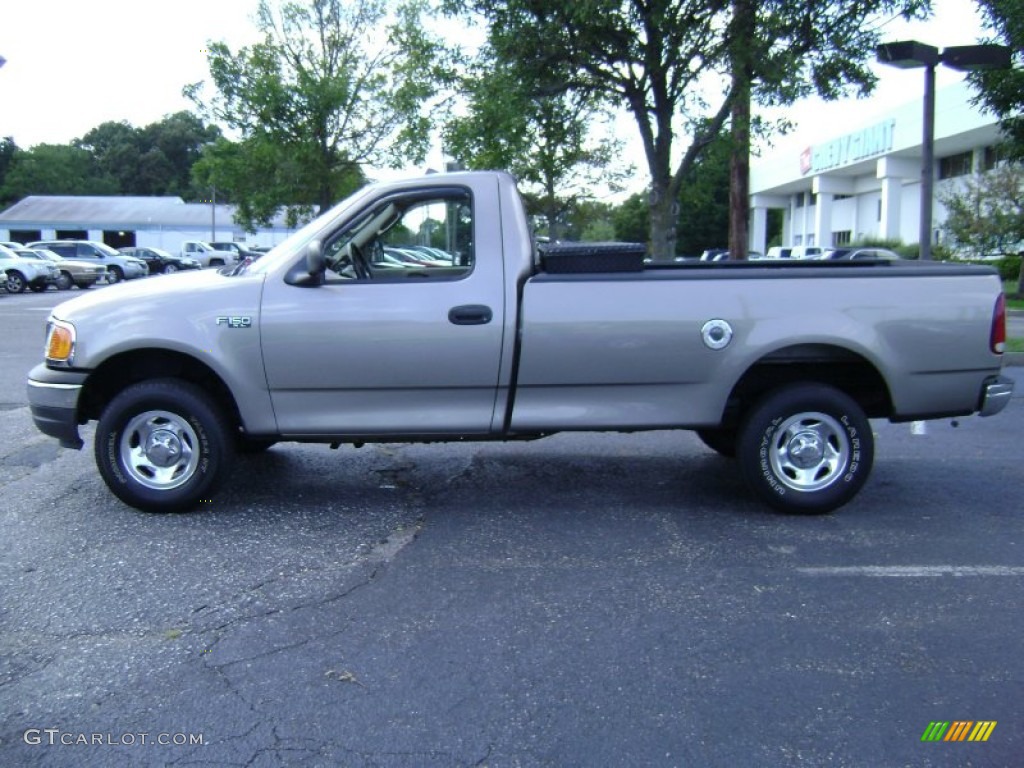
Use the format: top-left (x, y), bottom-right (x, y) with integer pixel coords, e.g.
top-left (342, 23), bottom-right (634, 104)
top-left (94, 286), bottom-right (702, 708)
top-left (719, 343), bottom-right (893, 429)
top-left (79, 349), bottom-right (242, 431)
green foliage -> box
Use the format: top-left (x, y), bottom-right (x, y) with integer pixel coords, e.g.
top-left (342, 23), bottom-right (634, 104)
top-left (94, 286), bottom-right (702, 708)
top-left (996, 253), bottom-right (1022, 284)
top-left (0, 144), bottom-right (118, 201)
top-left (186, 0), bottom-right (446, 218)
top-left (939, 162), bottom-right (1024, 259)
top-left (612, 193), bottom-right (649, 244)
top-left (0, 115), bottom-right (222, 206)
top-left (444, 0), bottom-right (928, 259)
top-left (76, 113), bottom-right (222, 199)
top-left (676, 132), bottom-right (731, 255)
top-left (444, 44), bottom-right (626, 240)
top-left (0, 137), bottom-right (17, 205)
top-left (970, 1), bottom-right (1024, 155)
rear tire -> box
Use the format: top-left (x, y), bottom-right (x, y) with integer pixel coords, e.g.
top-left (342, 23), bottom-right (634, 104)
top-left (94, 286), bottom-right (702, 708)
top-left (95, 379), bottom-right (235, 512)
top-left (57, 271), bottom-right (73, 290)
top-left (736, 384), bottom-right (873, 515)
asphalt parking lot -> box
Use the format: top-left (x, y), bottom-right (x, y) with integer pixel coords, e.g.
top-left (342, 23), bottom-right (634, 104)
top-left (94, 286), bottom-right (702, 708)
top-left (1, 285), bottom-right (1022, 767)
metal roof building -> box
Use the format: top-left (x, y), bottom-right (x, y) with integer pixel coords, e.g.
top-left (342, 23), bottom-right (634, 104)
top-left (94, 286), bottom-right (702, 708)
top-left (0, 195), bottom-right (298, 251)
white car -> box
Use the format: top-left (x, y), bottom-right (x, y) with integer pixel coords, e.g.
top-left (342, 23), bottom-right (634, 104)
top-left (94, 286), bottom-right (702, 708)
top-left (0, 244), bottom-right (61, 293)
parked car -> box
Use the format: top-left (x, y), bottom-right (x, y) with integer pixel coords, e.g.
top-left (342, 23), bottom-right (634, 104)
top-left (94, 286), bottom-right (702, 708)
top-left (789, 245), bottom-right (825, 260)
top-left (765, 246), bottom-right (793, 259)
top-left (1, 241), bottom-right (24, 249)
top-left (823, 247), bottom-right (903, 261)
top-left (0, 246), bottom-right (60, 293)
top-left (179, 241), bottom-right (238, 267)
top-left (16, 248), bottom-right (105, 290)
top-left (28, 240), bottom-right (148, 283)
top-left (209, 242), bottom-right (259, 261)
top-left (700, 248), bottom-right (729, 262)
top-left (119, 247), bottom-right (201, 274)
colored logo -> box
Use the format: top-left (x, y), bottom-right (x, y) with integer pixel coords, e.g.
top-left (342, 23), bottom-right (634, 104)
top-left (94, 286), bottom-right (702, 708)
top-left (921, 721), bottom-right (997, 742)
top-left (799, 147), bottom-right (812, 176)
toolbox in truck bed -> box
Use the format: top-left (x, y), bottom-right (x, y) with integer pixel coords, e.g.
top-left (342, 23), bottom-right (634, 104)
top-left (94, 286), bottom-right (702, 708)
top-left (538, 241), bottom-right (647, 273)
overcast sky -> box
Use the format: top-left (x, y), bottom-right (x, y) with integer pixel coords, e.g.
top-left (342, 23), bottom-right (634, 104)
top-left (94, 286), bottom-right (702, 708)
top-left (0, 0), bottom-right (993, 179)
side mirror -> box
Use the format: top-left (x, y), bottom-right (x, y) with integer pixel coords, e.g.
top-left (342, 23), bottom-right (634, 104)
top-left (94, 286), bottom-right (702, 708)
top-left (286, 240), bottom-right (327, 286)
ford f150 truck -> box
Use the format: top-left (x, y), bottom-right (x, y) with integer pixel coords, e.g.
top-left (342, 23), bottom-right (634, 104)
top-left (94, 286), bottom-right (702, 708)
top-left (26, 171), bottom-right (1014, 514)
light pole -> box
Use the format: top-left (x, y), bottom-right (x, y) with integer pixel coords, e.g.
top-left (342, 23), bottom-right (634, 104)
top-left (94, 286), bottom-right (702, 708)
top-left (876, 41), bottom-right (1012, 260)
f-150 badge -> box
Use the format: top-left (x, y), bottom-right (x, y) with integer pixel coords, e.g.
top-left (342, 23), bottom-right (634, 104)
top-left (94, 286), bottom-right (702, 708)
top-left (216, 316), bottom-right (253, 328)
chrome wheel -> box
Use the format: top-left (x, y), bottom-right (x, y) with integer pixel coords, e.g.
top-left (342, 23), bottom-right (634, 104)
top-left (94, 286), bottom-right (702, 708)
top-left (119, 410), bottom-right (201, 490)
top-left (767, 411), bottom-right (849, 492)
top-left (737, 384), bottom-right (873, 514)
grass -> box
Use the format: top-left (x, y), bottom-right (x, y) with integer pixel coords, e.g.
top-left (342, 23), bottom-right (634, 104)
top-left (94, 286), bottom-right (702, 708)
top-left (1007, 337), bottom-right (1024, 354)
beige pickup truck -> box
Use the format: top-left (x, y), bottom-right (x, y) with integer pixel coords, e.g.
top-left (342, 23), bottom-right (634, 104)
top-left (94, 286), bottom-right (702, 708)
top-left (27, 171), bottom-right (1014, 514)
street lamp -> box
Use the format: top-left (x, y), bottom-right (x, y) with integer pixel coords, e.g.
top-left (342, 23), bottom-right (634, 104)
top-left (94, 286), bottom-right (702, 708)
top-left (876, 41), bottom-right (1012, 260)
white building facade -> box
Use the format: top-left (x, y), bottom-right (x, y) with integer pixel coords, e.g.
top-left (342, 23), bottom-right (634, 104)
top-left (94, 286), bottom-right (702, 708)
top-left (749, 80), bottom-right (1003, 254)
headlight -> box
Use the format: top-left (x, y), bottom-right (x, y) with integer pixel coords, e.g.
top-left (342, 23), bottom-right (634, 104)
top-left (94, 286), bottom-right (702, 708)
top-left (45, 318), bottom-right (76, 366)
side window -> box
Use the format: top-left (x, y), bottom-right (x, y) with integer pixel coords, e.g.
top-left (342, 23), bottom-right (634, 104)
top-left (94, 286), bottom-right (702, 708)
top-left (50, 244), bottom-right (77, 259)
top-left (322, 190), bottom-right (474, 282)
top-left (75, 245), bottom-right (97, 259)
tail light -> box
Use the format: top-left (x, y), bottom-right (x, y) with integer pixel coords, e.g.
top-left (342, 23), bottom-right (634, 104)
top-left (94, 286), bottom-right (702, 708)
top-left (990, 293), bottom-right (1006, 354)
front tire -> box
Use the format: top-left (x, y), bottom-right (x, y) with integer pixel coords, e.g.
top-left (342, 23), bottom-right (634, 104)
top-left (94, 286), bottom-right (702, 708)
top-left (57, 271), bottom-right (74, 290)
top-left (6, 271), bottom-right (27, 293)
top-left (106, 266), bottom-right (124, 284)
top-left (736, 384), bottom-right (873, 515)
top-left (95, 379), bottom-right (235, 512)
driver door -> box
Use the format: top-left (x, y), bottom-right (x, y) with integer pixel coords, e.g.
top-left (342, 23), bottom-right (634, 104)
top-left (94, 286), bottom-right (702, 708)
top-left (260, 185), bottom-right (507, 437)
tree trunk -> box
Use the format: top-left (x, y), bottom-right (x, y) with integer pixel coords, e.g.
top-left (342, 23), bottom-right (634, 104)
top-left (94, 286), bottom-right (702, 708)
top-left (1017, 252), bottom-right (1023, 296)
top-left (648, 178), bottom-right (677, 260)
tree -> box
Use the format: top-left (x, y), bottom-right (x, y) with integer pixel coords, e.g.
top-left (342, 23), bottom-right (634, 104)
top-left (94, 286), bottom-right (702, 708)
top-left (77, 113), bottom-right (222, 199)
top-left (940, 160), bottom-right (1024, 292)
top-left (445, 0), bottom-right (927, 259)
top-left (677, 132), bottom-right (732, 255)
top-left (0, 137), bottom-right (19, 206)
top-left (612, 192), bottom-right (650, 245)
top-left (0, 144), bottom-right (118, 201)
top-left (186, 0), bottom-right (446, 224)
top-left (971, 1), bottom-right (1024, 155)
top-left (443, 46), bottom-right (626, 240)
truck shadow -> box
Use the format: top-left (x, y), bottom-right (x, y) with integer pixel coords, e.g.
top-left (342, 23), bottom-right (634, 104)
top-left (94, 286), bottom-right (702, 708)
top-left (220, 436), bottom-right (763, 523)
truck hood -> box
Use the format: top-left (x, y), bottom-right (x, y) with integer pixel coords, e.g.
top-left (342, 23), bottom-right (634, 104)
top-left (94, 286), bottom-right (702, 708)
top-left (49, 269), bottom-right (267, 368)
top-left (51, 269), bottom-right (257, 323)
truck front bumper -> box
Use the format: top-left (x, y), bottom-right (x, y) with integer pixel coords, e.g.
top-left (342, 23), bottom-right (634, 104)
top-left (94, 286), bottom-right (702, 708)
top-left (26, 364), bottom-right (87, 449)
top-left (979, 374), bottom-right (1015, 417)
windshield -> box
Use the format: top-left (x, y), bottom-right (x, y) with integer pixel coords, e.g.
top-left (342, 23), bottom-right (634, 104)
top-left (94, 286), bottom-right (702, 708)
top-left (238, 183), bottom-right (379, 276)
top-left (96, 242), bottom-right (122, 257)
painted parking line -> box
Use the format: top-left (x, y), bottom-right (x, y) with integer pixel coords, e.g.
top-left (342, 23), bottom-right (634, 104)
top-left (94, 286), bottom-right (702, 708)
top-left (797, 565), bottom-right (1024, 577)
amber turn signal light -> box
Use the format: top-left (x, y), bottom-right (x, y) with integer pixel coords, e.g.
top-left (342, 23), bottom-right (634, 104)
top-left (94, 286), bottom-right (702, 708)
top-left (45, 321), bottom-right (75, 364)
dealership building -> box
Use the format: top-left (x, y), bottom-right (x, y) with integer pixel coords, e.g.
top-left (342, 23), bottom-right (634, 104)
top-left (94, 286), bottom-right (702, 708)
top-left (749, 79), bottom-right (1003, 254)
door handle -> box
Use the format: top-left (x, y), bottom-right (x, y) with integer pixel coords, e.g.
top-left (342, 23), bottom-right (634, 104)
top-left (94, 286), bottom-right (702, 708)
top-left (448, 304), bottom-right (493, 325)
